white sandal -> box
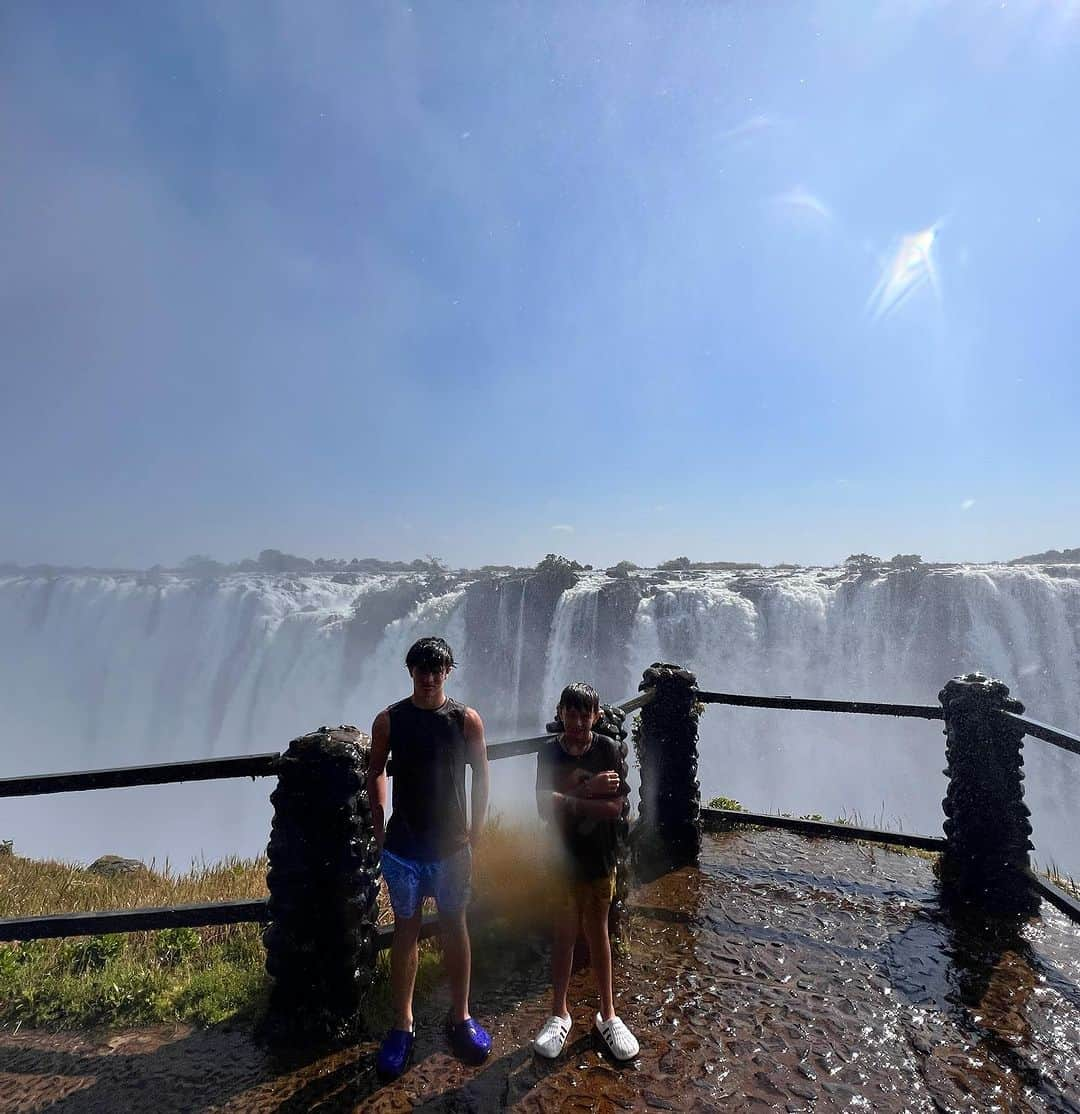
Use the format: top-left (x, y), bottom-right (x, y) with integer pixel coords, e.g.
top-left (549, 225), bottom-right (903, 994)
top-left (595, 1012), bottom-right (639, 1060)
top-left (533, 1013), bottom-right (572, 1058)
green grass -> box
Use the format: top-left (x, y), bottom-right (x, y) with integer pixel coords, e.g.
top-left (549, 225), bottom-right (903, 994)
top-left (0, 929), bottom-right (271, 1030)
top-left (0, 821), bottom-right (558, 1032)
top-left (0, 849), bottom-right (275, 1031)
top-left (705, 795), bottom-right (744, 812)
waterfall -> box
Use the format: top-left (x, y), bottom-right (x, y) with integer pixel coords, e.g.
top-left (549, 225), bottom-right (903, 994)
top-left (2, 563), bottom-right (1078, 872)
top-left (541, 575), bottom-right (605, 722)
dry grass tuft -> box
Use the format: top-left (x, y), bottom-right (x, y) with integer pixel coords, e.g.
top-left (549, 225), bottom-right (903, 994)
top-left (1, 853), bottom-right (268, 931)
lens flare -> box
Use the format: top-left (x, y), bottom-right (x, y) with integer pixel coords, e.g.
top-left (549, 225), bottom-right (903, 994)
top-left (867, 221), bottom-right (942, 322)
top-left (771, 186), bottom-right (832, 223)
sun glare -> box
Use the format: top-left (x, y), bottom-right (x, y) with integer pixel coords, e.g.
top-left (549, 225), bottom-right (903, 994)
top-left (867, 222), bottom-right (942, 322)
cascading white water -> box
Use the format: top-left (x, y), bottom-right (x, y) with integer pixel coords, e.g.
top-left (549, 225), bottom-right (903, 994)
top-left (2, 563), bottom-right (1078, 872)
top-left (347, 589), bottom-right (468, 721)
top-left (541, 575), bottom-right (607, 722)
top-left (492, 579), bottom-right (528, 729)
top-left (621, 566), bottom-right (1080, 875)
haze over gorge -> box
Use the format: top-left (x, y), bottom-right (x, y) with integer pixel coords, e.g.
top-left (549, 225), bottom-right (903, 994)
top-left (3, 553), bottom-right (1078, 875)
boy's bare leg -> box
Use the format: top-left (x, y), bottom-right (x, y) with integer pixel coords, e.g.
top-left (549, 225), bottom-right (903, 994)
top-left (390, 910), bottom-right (423, 1030)
top-left (441, 907), bottom-right (472, 1023)
top-left (581, 899), bottom-right (616, 1021)
top-left (551, 901), bottom-right (579, 1018)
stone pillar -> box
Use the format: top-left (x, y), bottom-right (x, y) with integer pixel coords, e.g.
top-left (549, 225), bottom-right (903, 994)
top-left (594, 703), bottom-right (631, 934)
top-left (262, 725), bottom-right (381, 1043)
top-left (633, 663), bottom-right (701, 877)
top-left (939, 673), bottom-right (1039, 919)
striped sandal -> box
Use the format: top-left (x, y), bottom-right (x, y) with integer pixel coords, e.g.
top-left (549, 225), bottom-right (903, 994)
top-left (533, 1014), bottom-right (572, 1058)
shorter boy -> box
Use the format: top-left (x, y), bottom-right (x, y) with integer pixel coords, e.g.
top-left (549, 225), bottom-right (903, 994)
top-left (533, 682), bottom-right (639, 1061)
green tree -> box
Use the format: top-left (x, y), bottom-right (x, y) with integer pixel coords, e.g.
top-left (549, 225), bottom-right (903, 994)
top-left (658, 556), bottom-right (691, 571)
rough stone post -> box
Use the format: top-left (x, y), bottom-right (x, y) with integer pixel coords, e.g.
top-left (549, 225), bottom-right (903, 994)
top-left (262, 725), bottom-right (381, 1043)
top-left (594, 703), bottom-right (631, 934)
top-left (633, 663), bottom-right (701, 876)
top-left (939, 673), bottom-right (1039, 919)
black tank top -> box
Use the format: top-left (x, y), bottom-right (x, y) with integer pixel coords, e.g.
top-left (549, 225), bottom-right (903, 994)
top-left (384, 697), bottom-right (470, 861)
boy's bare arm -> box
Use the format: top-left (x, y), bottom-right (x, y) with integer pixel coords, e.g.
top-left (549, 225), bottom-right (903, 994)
top-left (536, 779), bottom-right (601, 821)
top-left (464, 707), bottom-right (489, 846)
top-left (367, 710), bottom-right (390, 849)
top-left (536, 781), bottom-right (557, 822)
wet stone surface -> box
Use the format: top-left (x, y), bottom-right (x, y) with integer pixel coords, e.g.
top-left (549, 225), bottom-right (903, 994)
top-left (2, 829), bottom-right (1079, 1111)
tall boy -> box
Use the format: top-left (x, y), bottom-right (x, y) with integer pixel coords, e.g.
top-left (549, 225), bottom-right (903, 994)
top-left (533, 682), bottom-right (640, 1061)
top-left (367, 636), bottom-right (492, 1080)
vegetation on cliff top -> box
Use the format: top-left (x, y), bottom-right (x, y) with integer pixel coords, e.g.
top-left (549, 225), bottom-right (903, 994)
top-left (1008, 546), bottom-right (1080, 565)
top-left (7, 544), bottom-right (1080, 579)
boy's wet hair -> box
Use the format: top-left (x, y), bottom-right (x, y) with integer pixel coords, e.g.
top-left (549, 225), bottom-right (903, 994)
top-left (405, 636), bottom-right (455, 674)
top-left (557, 681), bottom-right (600, 716)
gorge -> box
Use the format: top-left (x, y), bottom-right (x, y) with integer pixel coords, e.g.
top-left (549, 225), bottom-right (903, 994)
top-left (2, 559), bottom-right (1078, 874)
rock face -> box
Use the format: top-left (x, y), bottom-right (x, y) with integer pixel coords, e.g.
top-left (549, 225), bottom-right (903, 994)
top-left (339, 576), bottom-right (456, 702)
top-left (590, 577), bottom-right (648, 703)
top-left (87, 855), bottom-right (148, 878)
top-left (464, 560), bottom-right (579, 733)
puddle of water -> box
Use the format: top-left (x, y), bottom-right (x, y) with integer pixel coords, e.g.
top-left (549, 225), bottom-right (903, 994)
top-left (1, 830), bottom-right (1078, 1111)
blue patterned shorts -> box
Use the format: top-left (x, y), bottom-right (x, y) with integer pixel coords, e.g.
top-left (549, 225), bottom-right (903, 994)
top-left (381, 845), bottom-right (472, 918)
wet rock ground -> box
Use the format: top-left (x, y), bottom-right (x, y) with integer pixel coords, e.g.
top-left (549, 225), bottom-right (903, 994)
top-left (1, 829), bottom-right (1078, 1112)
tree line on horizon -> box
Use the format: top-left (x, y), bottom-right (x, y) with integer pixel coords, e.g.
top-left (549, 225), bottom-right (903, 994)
top-left (3, 545), bottom-right (1077, 580)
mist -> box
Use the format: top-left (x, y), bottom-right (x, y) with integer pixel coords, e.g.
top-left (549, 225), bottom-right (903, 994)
top-left (2, 559), bottom-right (1077, 877)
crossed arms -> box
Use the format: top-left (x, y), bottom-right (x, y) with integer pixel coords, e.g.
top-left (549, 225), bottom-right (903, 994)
top-left (536, 765), bottom-right (627, 823)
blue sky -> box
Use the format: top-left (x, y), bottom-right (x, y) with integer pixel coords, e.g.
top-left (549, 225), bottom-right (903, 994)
top-left (3, 0), bottom-right (1079, 569)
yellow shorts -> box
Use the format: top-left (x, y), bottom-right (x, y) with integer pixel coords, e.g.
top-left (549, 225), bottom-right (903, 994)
top-left (556, 871), bottom-right (616, 914)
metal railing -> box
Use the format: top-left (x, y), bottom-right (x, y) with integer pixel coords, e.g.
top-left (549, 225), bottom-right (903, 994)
top-left (0, 753), bottom-right (280, 799)
top-left (694, 681), bottom-right (1080, 924)
top-left (0, 691), bottom-right (652, 942)
top-left (997, 711), bottom-right (1080, 757)
top-left (696, 690), bottom-right (942, 719)
top-left (3, 679), bottom-right (1077, 939)
top-left (700, 808), bottom-right (946, 851)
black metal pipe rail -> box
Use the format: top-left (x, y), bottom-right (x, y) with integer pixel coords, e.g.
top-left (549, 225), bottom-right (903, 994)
top-left (700, 810), bottom-right (1080, 925)
top-left (8, 854), bottom-right (1075, 944)
top-left (617, 690), bottom-right (655, 714)
top-left (696, 691), bottom-right (943, 719)
top-left (0, 690), bottom-right (656, 801)
top-left (701, 807), bottom-right (947, 851)
top-left (0, 753), bottom-right (281, 800)
top-left (484, 734), bottom-right (556, 763)
top-left (1031, 875), bottom-right (1080, 925)
top-left (0, 898), bottom-right (270, 942)
top-left (0, 690), bottom-right (656, 942)
top-left (998, 711), bottom-right (1080, 757)
top-left (2, 905), bottom-right (447, 946)
top-left (438, 689), bottom-right (657, 766)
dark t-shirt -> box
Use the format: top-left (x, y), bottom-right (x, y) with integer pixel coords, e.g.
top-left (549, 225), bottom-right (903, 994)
top-left (384, 696), bottom-right (470, 862)
top-left (536, 732), bottom-right (622, 881)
